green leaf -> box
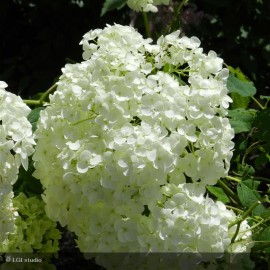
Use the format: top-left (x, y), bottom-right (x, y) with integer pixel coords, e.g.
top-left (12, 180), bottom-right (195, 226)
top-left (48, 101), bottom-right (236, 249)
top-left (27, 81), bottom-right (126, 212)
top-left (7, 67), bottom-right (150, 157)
top-left (228, 108), bottom-right (255, 134)
top-left (253, 108), bottom-right (270, 152)
top-left (230, 92), bottom-right (251, 109)
top-left (242, 164), bottom-right (255, 179)
top-left (227, 73), bottom-right (256, 97)
top-left (256, 227), bottom-right (270, 252)
top-left (27, 107), bottom-right (44, 132)
top-left (14, 157), bottom-right (43, 197)
top-left (175, 76), bottom-right (187, 86)
top-left (227, 66), bottom-right (247, 81)
top-left (237, 182), bottom-right (260, 203)
top-left (243, 179), bottom-right (260, 191)
top-left (237, 183), bottom-right (260, 208)
top-left (207, 186), bottom-right (230, 203)
top-left (101, 0), bottom-right (127, 16)
top-left (163, 63), bottom-right (170, 73)
top-left (259, 208), bottom-right (270, 219)
top-left (237, 182), bottom-right (266, 216)
top-left (239, 138), bottom-right (248, 151)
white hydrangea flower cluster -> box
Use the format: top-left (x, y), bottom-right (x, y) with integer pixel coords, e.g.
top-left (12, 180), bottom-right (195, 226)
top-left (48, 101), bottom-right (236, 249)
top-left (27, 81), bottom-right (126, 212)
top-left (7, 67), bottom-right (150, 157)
top-left (0, 193), bottom-right (61, 253)
top-left (0, 81), bottom-right (35, 244)
top-left (79, 183), bottom-right (250, 255)
top-left (33, 24), bottom-right (249, 257)
top-left (0, 81), bottom-right (35, 183)
top-left (92, 183), bottom-right (252, 269)
top-left (0, 192), bottom-right (18, 243)
top-left (127, 0), bottom-right (170, 13)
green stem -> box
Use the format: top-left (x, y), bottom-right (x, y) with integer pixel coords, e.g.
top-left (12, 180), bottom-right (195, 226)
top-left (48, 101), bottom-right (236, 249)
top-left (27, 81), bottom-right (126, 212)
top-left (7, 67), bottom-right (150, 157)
top-left (166, 0), bottom-right (188, 34)
top-left (188, 142), bottom-right (194, 153)
top-left (142, 12), bottom-right (151, 38)
top-left (242, 140), bottom-right (262, 168)
top-left (23, 99), bottom-right (44, 106)
top-left (230, 201), bottom-right (261, 244)
top-left (252, 96), bottom-right (265, 110)
top-left (248, 217), bottom-right (269, 232)
top-left (71, 112), bottom-right (97, 126)
top-left (217, 179), bottom-right (240, 203)
top-left (225, 205), bottom-right (243, 213)
top-left (23, 83), bottom-right (57, 107)
top-left (242, 201), bottom-right (261, 219)
top-left (225, 175), bottom-right (241, 183)
top-left (230, 222), bottom-right (241, 244)
top-left (230, 173), bottom-right (270, 184)
top-left (264, 98), bottom-right (270, 108)
top-left (251, 176), bottom-right (270, 183)
top-left (39, 83), bottom-right (57, 103)
top-left (229, 200), bottom-right (261, 229)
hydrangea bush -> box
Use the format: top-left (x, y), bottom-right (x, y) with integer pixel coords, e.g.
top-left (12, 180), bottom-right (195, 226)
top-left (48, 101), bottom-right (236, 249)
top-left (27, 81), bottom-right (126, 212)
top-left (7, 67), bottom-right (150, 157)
top-left (32, 23), bottom-right (250, 260)
top-left (1, 1), bottom-right (269, 269)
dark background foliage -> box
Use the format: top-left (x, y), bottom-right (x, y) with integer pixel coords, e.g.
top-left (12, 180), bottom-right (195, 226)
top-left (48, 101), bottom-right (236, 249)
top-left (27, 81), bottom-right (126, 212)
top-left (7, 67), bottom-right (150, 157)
top-left (0, 0), bottom-right (269, 99)
top-left (182, 0), bottom-right (270, 98)
top-left (0, 0), bottom-right (128, 98)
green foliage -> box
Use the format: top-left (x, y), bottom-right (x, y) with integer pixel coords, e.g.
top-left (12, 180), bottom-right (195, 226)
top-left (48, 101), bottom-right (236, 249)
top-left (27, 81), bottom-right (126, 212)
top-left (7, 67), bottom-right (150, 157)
top-left (253, 108), bottom-right (270, 152)
top-left (227, 73), bottom-right (256, 97)
top-left (0, 0), bottom-right (129, 99)
top-left (241, 165), bottom-right (255, 179)
top-left (207, 186), bottom-right (230, 203)
top-left (252, 225), bottom-right (270, 258)
top-left (3, 193), bottom-right (61, 253)
top-left (101, 0), bottom-right (127, 16)
top-left (228, 66), bottom-right (249, 81)
top-left (237, 181), bottom-right (266, 217)
top-left (227, 67), bottom-right (257, 100)
top-left (256, 227), bottom-right (270, 252)
top-left (230, 92), bottom-right (251, 109)
top-left (185, 0), bottom-right (269, 97)
top-left (259, 96), bottom-right (270, 109)
top-left (243, 179), bottom-right (260, 191)
top-left (228, 108), bottom-right (255, 134)
top-left (14, 107), bottom-right (44, 197)
top-left (14, 158), bottom-right (43, 197)
top-left (27, 107), bottom-right (44, 132)
top-left (225, 65), bottom-right (269, 266)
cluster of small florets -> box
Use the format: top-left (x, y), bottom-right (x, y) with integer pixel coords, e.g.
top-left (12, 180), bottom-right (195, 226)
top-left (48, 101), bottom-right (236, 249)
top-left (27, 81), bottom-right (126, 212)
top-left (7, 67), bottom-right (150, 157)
top-left (0, 192), bottom-right (61, 253)
top-left (0, 81), bottom-right (35, 244)
top-left (0, 192), bottom-right (18, 244)
top-left (90, 183), bottom-right (252, 269)
top-left (33, 24), bottom-right (249, 257)
top-left (127, 0), bottom-right (170, 12)
top-left (0, 81), bottom-right (35, 183)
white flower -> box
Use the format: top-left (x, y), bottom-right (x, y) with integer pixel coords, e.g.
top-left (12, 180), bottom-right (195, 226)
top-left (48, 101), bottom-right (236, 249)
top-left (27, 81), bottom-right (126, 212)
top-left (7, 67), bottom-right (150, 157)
top-left (0, 81), bottom-right (35, 183)
top-left (127, 0), bottom-right (170, 13)
top-left (33, 24), bottom-right (236, 257)
top-left (127, 0), bottom-right (158, 13)
top-left (0, 81), bottom-right (35, 244)
top-left (0, 191), bottom-right (17, 243)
